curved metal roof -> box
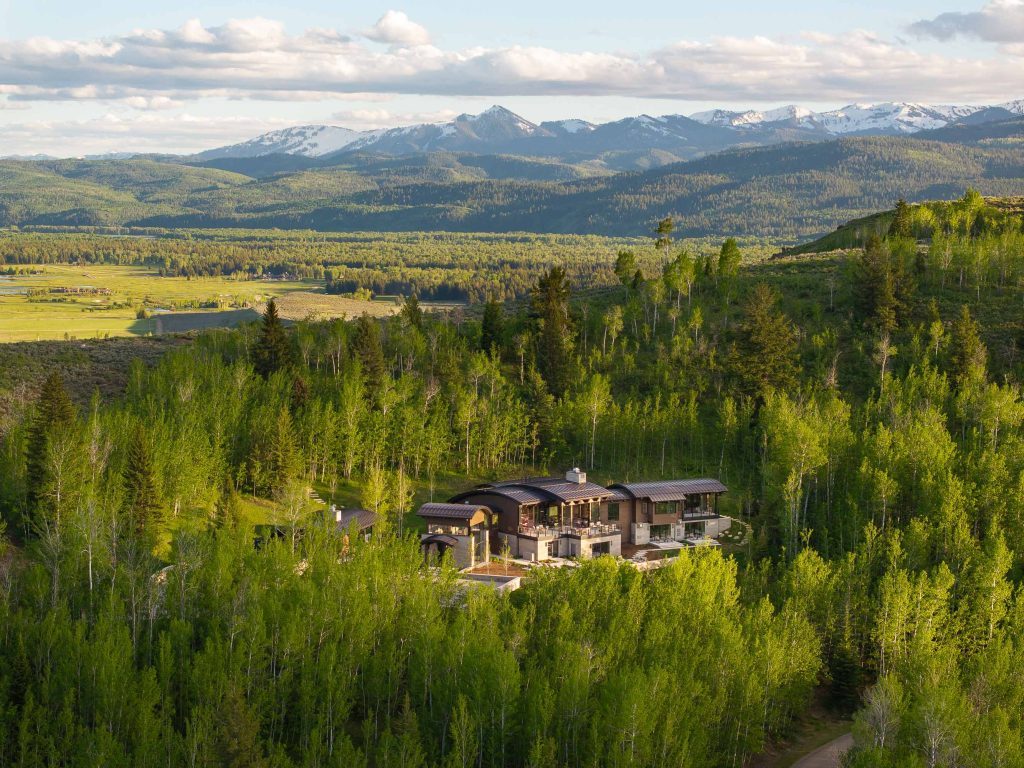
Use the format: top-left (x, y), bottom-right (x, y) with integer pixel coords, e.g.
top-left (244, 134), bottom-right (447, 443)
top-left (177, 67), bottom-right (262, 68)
top-left (417, 502), bottom-right (489, 519)
top-left (450, 486), bottom-right (548, 505)
top-left (488, 477), bottom-right (612, 503)
top-left (609, 478), bottom-right (727, 502)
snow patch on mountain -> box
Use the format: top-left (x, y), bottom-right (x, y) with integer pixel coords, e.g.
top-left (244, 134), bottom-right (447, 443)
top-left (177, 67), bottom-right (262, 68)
top-left (198, 100), bottom-right (1024, 161)
top-left (690, 102), bottom-right (990, 134)
top-left (551, 119), bottom-right (595, 134)
top-left (199, 125), bottom-right (363, 159)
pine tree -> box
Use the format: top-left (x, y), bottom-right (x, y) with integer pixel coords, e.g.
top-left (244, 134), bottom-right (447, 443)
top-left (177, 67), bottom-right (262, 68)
top-left (215, 684), bottom-right (266, 768)
top-left (24, 372), bottom-right (75, 532)
top-left (354, 315), bottom-right (386, 390)
top-left (254, 299), bottom-right (293, 378)
top-left (654, 216), bottom-right (675, 251)
top-left (122, 423), bottom-right (161, 534)
top-left (530, 267), bottom-right (573, 395)
top-left (733, 284), bottom-right (799, 398)
top-left (480, 298), bottom-right (505, 353)
top-left (214, 482), bottom-right (242, 530)
top-left (950, 304), bottom-right (987, 384)
top-left (853, 236), bottom-right (899, 333)
top-left (888, 198), bottom-right (913, 238)
top-left (401, 293), bottom-right (423, 330)
top-left (268, 406), bottom-right (299, 495)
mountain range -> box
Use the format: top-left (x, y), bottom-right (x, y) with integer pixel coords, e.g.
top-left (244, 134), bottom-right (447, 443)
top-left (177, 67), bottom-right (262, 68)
top-left (192, 102), bottom-right (1024, 169)
top-left (1, 102), bottom-right (1023, 241)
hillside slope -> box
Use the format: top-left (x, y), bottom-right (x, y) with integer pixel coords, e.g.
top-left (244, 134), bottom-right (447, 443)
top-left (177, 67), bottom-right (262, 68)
top-left (1, 130), bottom-right (1023, 240)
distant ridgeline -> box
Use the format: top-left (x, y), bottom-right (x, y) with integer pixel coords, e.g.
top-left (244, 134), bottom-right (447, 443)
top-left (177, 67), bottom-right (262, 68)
top-left (2, 121), bottom-right (1024, 239)
top-left (785, 190), bottom-right (1024, 255)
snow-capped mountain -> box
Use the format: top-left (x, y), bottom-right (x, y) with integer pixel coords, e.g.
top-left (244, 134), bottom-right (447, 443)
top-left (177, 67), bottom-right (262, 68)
top-left (690, 105), bottom-right (817, 129)
top-left (540, 119), bottom-right (596, 136)
top-left (197, 125), bottom-right (364, 160)
top-left (688, 102), bottom-right (991, 135)
top-left (195, 101), bottom-right (1024, 164)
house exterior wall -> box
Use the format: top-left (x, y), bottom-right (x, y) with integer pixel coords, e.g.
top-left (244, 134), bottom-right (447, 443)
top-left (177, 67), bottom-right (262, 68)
top-left (632, 522), bottom-right (650, 545)
top-left (603, 499), bottom-right (635, 533)
top-left (573, 534), bottom-right (621, 558)
top-left (453, 492), bottom-right (524, 538)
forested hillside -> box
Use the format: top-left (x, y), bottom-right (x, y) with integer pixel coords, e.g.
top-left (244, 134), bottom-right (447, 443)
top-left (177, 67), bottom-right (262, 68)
top-left (2, 195), bottom-right (1024, 765)
top-left (3, 127), bottom-right (1024, 239)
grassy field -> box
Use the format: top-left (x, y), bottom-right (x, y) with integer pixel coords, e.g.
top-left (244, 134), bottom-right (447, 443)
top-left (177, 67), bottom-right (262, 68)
top-left (0, 264), bottom-right (405, 341)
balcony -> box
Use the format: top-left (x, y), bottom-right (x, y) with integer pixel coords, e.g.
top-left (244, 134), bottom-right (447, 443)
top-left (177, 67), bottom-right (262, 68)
top-left (681, 509), bottom-right (718, 520)
top-left (519, 522), bottom-right (621, 540)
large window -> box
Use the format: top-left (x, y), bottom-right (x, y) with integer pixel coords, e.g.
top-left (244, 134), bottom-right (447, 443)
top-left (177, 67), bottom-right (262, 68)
top-left (650, 524), bottom-right (672, 540)
top-left (607, 502), bottom-right (620, 522)
top-left (656, 501), bottom-right (677, 516)
top-left (545, 505), bottom-right (559, 526)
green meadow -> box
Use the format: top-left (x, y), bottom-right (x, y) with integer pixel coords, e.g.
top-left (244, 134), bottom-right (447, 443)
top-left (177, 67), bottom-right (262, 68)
top-left (0, 264), bottom-right (400, 341)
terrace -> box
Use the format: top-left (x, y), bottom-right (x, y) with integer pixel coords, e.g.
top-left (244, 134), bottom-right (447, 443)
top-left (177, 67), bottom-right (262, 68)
top-left (519, 521), bottom-right (621, 540)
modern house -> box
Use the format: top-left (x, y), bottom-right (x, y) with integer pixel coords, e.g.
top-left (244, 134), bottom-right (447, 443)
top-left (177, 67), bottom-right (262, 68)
top-left (418, 502), bottom-right (491, 568)
top-left (416, 470), bottom-right (729, 568)
top-left (447, 469), bottom-right (621, 562)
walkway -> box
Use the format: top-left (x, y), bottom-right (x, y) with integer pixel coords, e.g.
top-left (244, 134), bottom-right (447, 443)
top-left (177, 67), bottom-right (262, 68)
top-left (791, 732), bottom-right (853, 768)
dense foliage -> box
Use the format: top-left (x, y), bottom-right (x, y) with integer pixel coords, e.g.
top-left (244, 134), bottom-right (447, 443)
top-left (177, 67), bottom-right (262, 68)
top-left (2, 203), bottom-right (1024, 765)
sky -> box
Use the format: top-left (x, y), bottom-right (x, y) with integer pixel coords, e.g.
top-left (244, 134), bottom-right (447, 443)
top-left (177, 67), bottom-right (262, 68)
top-left (1, 0), bottom-right (1023, 155)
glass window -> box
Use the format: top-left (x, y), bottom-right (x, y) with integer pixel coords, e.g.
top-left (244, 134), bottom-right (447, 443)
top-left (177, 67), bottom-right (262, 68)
top-left (607, 502), bottom-right (620, 522)
top-left (656, 501), bottom-right (676, 516)
top-left (651, 524), bottom-right (672, 540)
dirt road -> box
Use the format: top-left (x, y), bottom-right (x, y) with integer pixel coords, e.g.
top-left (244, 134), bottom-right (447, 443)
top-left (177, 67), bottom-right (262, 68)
top-left (791, 733), bottom-right (853, 768)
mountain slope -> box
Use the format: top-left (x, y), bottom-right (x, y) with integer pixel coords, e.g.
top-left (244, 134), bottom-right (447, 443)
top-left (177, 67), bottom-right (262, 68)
top-left (196, 125), bottom-right (365, 159)
top-left (3, 128), bottom-right (1024, 240)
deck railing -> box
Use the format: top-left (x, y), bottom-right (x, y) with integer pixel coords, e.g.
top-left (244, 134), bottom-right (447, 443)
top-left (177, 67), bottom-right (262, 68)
top-left (519, 522), bottom-right (621, 539)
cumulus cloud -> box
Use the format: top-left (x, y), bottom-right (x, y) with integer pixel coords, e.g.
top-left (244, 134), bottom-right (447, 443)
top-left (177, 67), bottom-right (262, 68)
top-left (0, 13), bottom-right (1021, 108)
top-left (908, 0), bottom-right (1024, 43)
top-left (364, 10), bottom-right (431, 46)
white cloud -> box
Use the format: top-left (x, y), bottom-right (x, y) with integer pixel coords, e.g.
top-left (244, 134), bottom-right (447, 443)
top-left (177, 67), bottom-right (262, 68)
top-left (364, 10), bottom-right (431, 47)
top-left (0, 12), bottom-right (1021, 126)
top-left (908, 0), bottom-right (1024, 43)
top-left (329, 107), bottom-right (459, 129)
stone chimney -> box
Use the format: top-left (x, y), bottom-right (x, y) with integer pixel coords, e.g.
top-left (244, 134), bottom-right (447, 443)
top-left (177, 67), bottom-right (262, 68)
top-left (565, 468), bottom-right (586, 484)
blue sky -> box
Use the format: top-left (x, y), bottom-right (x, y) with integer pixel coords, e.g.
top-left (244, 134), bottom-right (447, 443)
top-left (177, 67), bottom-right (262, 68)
top-left (0, 0), bottom-right (1021, 155)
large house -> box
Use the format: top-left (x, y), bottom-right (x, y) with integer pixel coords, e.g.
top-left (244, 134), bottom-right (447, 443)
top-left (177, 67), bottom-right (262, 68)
top-left (417, 469), bottom-right (729, 568)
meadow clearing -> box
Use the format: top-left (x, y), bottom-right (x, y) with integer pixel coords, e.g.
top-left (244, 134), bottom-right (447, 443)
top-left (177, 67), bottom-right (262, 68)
top-left (0, 263), bottom-right (403, 341)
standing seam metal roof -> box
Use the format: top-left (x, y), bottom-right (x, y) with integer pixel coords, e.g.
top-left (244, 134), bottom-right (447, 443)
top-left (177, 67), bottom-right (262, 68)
top-left (488, 477), bottom-right (612, 503)
top-left (609, 479), bottom-right (728, 501)
top-left (417, 502), bottom-right (490, 519)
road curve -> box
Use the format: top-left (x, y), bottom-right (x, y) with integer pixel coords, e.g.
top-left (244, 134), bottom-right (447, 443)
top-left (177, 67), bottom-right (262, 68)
top-left (791, 733), bottom-right (853, 768)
